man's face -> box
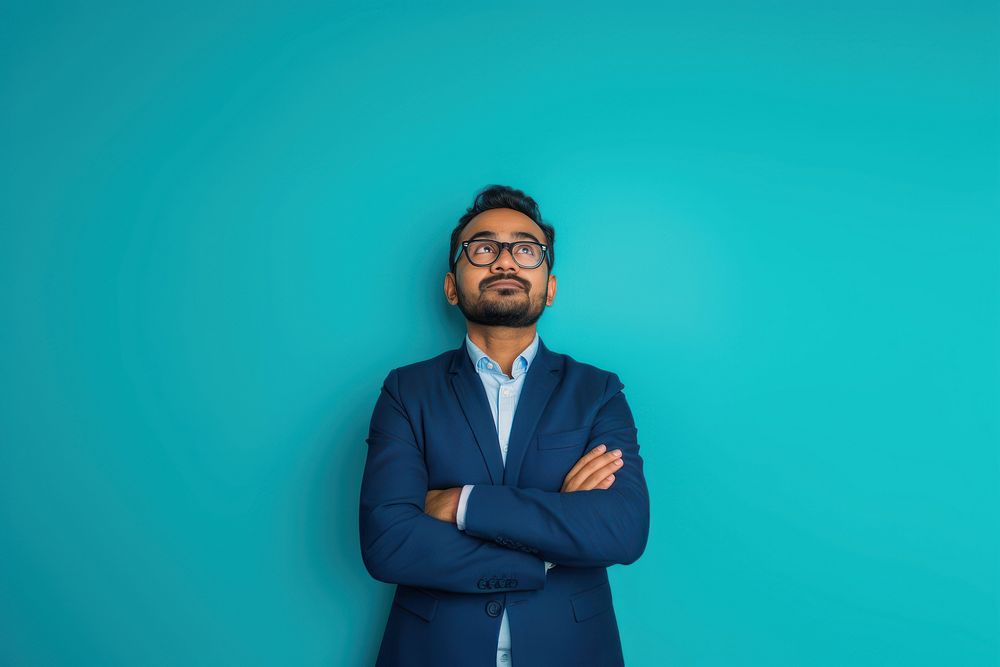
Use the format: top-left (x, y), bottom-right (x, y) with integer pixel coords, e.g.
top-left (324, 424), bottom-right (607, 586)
top-left (444, 208), bottom-right (557, 328)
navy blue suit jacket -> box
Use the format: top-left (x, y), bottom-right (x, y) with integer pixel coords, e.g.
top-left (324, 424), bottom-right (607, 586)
top-left (360, 336), bottom-right (650, 667)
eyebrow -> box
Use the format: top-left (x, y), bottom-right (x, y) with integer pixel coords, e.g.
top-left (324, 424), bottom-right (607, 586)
top-left (465, 230), bottom-right (543, 244)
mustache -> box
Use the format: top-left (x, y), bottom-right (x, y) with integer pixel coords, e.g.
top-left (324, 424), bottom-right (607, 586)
top-left (481, 277), bottom-right (528, 290)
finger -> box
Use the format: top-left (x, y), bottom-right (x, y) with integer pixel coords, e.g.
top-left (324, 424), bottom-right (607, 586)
top-left (596, 474), bottom-right (615, 489)
top-left (563, 444), bottom-right (607, 483)
top-left (579, 458), bottom-right (624, 490)
top-left (569, 466), bottom-right (619, 493)
top-left (561, 446), bottom-right (607, 491)
top-left (568, 449), bottom-right (623, 487)
top-left (565, 456), bottom-right (622, 492)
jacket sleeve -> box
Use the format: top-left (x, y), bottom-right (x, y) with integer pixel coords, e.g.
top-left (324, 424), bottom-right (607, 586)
top-left (461, 372), bottom-right (650, 568)
top-left (359, 368), bottom-right (548, 593)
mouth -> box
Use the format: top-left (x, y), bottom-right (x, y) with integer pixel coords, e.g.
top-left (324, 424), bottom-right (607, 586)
top-left (485, 281), bottom-right (525, 290)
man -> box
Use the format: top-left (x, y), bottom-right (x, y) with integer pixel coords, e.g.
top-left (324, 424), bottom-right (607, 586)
top-left (359, 184), bottom-right (650, 667)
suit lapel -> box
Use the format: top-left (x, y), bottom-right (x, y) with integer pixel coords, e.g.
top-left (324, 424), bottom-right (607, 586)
top-left (448, 335), bottom-right (564, 487)
top-left (449, 340), bottom-right (505, 485)
top-left (502, 337), bottom-right (562, 487)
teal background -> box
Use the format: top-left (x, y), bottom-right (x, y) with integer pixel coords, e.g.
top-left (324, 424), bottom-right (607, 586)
top-left (1, 2), bottom-right (997, 665)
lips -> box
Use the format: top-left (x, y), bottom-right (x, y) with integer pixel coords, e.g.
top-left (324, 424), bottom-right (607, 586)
top-left (486, 280), bottom-right (525, 290)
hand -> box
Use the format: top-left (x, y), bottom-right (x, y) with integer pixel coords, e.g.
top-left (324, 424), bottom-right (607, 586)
top-left (561, 444), bottom-right (623, 492)
top-left (424, 487), bottom-right (462, 524)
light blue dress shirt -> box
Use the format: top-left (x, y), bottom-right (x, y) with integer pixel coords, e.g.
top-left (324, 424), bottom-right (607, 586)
top-left (455, 332), bottom-right (554, 667)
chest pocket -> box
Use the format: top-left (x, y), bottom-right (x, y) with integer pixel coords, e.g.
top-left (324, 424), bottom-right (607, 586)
top-left (536, 426), bottom-right (591, 450)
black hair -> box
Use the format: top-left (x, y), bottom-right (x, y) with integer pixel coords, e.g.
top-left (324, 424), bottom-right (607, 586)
top-left (448, 184), bottom-right (556, 273)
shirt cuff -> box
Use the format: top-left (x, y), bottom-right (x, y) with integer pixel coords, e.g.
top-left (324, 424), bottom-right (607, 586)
top-left (456, 484), bottom-right (474, 531)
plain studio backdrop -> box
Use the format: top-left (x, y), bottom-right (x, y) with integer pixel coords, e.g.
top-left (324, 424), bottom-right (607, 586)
top-left (1, 2), bottom-right (997, 665)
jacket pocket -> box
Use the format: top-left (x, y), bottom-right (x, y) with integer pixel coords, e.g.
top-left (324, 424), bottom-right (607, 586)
top-left (393, 585), bottom-right (439, 622)
top-left (537, 427), bottom-right (590, 450)
top-left (570, 581), bottom-right (613, 622)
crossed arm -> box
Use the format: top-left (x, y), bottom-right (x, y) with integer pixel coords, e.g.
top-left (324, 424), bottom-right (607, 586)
top-left (426, 440), bottom-right (627, 572)
top-left (359, 369), bottom-right (650, 592)
top-left (456, 373), bottom-right (650, 568)
top-left (359, 368), bottom-right (548, 594)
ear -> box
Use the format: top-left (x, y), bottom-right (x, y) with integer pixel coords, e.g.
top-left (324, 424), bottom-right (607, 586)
top-left (444, 272), bottom-right (459, 305)
top-left (545, 273), bottom-right (557, 306)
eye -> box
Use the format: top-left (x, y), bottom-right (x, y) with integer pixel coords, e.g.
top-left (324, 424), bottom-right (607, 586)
top-left (470, 242), bottom-right (496, 254)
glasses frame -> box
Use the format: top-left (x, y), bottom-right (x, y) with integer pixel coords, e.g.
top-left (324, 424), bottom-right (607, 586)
top-left (453, 239), bottom-right (551, 270)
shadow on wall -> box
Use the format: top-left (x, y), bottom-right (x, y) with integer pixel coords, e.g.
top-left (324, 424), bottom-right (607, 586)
top-left (306, 265), bottom-right (471, 663)
top-left (302, 377), bottom-right (392, 663)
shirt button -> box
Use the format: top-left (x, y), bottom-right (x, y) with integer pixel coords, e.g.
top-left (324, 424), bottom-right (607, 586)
top-left (487, 363), bottom-right (494, 369)
top-left (502, 389), bottom-right (511, 396)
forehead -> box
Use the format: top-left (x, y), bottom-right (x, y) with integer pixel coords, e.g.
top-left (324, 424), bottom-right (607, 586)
top-left (462, 208), bottom-right (547, 244)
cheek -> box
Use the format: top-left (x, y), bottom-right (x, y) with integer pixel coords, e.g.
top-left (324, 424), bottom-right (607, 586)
top-left (465, 276), bottom-right (487, 294)
top-left (456, 270), bottom-right (479, 293)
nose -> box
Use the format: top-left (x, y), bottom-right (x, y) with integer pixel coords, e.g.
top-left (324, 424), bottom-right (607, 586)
top-left (491, 245), bottom-right (519, 273)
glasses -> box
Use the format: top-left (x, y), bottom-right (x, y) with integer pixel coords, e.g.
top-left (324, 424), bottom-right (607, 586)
top-left (453, 239), bottom-right (551, 270)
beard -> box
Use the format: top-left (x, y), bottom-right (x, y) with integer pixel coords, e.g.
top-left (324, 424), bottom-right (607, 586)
top-left (455, 282), bottom-right (547, 328)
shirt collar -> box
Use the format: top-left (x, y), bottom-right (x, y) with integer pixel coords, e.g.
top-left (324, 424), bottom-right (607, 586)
top-left (465, 332), bottom-right (540, 379)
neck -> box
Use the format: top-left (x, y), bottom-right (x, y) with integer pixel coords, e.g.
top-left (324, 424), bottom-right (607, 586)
top-left (467, 323), bottom-right (537, 377)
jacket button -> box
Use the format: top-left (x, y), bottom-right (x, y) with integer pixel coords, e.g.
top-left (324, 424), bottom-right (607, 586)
top-left (486, 600), bottom-right (503, 617)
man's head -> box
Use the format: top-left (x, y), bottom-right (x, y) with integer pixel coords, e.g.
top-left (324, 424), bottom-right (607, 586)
top-left (444, 185), bottom-right (557, 328)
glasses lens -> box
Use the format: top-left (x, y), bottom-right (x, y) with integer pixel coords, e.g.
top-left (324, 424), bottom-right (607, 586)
top-left (467, 240), bottom-right (500, 265)
top-left (511, 242), bottom-right (543, 268)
